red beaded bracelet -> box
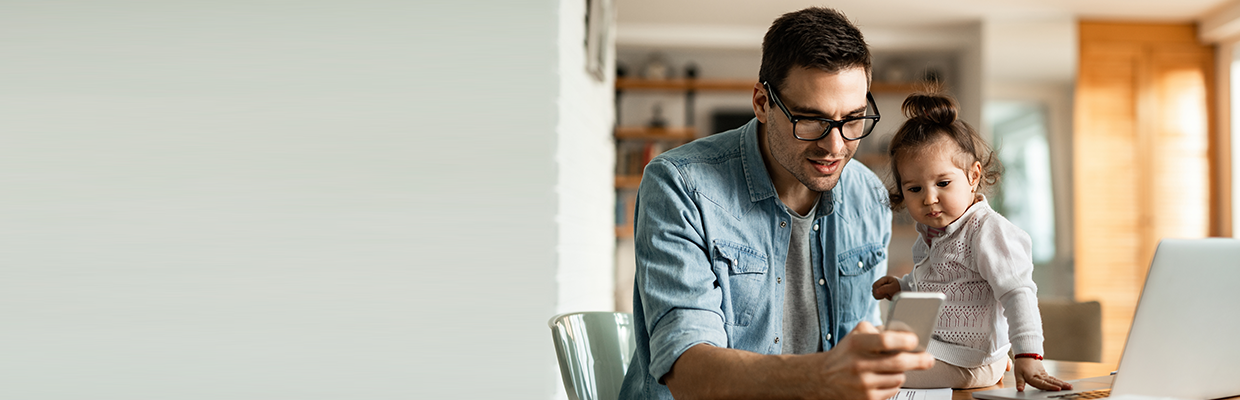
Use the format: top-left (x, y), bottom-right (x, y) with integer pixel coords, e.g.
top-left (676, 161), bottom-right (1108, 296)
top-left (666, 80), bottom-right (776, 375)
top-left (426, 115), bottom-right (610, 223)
top-left (1014, 353), bottom-right (1044, 360)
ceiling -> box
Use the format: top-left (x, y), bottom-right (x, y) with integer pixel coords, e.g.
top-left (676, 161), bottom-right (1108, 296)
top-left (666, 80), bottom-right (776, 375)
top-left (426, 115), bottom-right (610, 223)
top-left (616, 0), bottom-right (1233, 29)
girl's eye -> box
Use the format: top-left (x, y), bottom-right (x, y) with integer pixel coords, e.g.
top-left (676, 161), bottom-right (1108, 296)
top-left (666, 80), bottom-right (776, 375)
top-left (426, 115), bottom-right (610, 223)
top-left (936, 181), bottom-right (950, 187)
top-left (906, 186), bottom-right (922, 193)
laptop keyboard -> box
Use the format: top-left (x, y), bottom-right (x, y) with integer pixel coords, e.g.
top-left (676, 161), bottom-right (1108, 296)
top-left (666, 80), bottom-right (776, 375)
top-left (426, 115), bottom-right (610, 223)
top-left (1048, 389), bottom-right (1111, 399)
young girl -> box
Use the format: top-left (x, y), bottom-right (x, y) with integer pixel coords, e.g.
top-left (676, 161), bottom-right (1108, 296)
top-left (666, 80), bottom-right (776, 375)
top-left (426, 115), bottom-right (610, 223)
top-left (871, 91), bottom-right (1071, 392)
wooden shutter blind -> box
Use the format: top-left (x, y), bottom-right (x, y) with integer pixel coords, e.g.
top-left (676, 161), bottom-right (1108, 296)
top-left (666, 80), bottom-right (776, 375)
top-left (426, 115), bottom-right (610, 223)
top-left (1075, 21), bottom-right (1216, 364)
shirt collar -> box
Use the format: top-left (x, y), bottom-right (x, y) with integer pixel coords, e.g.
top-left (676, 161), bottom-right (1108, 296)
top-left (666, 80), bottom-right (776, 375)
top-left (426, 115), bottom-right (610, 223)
top-left (741, 118), bottom-right (777, 203)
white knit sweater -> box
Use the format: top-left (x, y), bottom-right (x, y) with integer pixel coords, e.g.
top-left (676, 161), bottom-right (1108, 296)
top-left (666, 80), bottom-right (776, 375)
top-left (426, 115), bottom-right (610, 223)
top-left (896, 196), bottom-right (1044, 368)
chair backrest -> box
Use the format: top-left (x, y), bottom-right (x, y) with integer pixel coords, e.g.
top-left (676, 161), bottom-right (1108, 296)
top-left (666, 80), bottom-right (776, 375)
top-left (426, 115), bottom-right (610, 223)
top-left (1038, 299), bottom-right (1102, 362)
top-left (548, 312), bottom-right (637, 400)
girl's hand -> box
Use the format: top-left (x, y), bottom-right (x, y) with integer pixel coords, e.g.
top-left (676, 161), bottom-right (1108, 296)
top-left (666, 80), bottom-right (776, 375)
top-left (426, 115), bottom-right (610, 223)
top-left (1013, 357), bottom-right (1073, 392)
top-left (871, 276), bottom-right (901, 300)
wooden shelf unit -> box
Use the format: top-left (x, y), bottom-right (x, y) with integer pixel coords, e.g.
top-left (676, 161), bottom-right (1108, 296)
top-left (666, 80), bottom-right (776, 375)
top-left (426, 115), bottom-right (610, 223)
top-left (870, 81), bottom-right (925, 94)
top-left (615, 175), bottom-right (642, 189)
top-left (615, 77), bottom-right (755, 91)
top-left (616, 77), bottom-right (924, 94)
top-left (614, 126), bottom-right (696, 141)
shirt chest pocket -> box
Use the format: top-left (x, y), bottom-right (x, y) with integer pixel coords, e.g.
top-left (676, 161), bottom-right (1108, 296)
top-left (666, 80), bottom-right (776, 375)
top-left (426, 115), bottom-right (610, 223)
top-left (836, 244), bottom-right (886, 323)
top-left (713, 240), bottom-right (769, 327)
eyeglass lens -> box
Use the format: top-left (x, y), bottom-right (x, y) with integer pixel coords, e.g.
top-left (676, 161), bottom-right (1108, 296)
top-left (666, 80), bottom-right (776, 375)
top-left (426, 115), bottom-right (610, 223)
top-left (793, 117), bottom-right (877, 141)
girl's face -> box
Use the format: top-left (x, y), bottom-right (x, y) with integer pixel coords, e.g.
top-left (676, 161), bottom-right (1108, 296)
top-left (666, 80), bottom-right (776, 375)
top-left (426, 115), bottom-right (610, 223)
top-left (896, 138), bottom-right (982, 229)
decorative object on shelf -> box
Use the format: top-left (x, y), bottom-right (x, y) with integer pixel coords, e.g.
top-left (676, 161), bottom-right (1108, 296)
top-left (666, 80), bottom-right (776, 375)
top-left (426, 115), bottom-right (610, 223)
top-left (684, 62), bottom-right (699, 79)
top-left (641, 53), bottom-right (671, 80)
top-left (585, 0), bottom-right (614, 82)
top-left (881, 60), bottom-right (912, 83)
top-left (648, 103), bottom-right (668, 128)
top-left (616, 62), bottom-right (628, 78)
top-left (712, 109), bottom-right (755, 135)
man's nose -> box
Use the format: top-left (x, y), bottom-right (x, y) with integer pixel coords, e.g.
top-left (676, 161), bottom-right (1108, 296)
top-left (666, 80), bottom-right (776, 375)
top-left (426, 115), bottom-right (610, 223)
top-left (815, 126), bottom-right (847, 154)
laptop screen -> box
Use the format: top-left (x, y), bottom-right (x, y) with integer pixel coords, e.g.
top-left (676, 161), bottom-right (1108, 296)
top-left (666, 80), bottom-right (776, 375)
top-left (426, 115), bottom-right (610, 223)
top-left (1110, 238), bottom-right (1240, 398)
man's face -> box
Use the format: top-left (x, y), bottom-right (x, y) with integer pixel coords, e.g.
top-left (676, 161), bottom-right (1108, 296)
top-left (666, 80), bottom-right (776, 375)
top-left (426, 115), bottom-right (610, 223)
top-left (754, 66), bottom-right (869, 193)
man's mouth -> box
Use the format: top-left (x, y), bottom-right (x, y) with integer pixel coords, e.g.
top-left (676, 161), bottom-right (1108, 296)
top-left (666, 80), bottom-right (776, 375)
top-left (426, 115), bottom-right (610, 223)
top-left (810, 158), bottom-right (841, 174)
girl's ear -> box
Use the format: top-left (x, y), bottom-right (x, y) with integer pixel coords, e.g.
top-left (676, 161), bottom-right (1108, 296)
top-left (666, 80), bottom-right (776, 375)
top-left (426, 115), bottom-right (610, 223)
top-left (969, 161), bottom-right (982, 191)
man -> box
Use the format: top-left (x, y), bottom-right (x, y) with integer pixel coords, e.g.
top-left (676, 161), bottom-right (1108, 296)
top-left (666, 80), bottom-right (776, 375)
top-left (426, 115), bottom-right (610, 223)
top-left (619, 7), bottom-right (934, 400)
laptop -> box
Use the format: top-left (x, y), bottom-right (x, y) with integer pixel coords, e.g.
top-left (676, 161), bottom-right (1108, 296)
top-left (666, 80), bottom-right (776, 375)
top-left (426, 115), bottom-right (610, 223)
top-left (973, 238), bottom-right (1240, 400)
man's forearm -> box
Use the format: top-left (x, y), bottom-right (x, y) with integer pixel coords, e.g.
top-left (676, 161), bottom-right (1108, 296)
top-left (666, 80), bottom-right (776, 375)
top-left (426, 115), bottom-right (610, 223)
top-left (663, 344), bottom-right (809, 400)
top-left (660, 322), bottom-right (934, 400)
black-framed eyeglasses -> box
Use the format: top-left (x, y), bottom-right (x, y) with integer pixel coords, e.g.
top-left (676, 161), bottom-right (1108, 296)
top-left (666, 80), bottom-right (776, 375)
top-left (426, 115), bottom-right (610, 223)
top-left (763, 81), bottom-right (881, 141)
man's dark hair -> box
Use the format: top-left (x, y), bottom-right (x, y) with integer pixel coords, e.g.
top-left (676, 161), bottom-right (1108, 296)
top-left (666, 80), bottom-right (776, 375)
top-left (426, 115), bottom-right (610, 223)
top-left (759, 7), bottom-right (871, 94)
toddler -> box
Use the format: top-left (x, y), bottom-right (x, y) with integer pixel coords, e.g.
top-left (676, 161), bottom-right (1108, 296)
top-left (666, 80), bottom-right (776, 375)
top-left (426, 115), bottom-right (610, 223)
top-left (871, 91), bottom-right (1070, 391)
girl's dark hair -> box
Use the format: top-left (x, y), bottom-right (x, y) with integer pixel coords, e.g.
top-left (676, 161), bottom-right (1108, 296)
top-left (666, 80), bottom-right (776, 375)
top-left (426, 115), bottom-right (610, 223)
top-left (886, 88), bottom-right (1001, 210)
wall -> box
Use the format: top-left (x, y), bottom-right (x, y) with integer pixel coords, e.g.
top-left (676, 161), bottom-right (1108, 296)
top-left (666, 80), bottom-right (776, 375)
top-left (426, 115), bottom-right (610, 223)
top-left (557, 0), bottom-right (619, 318)
top-left (1, 1), bottom-right (612, 399)
top-left (1201, 0), bottom-right (1240, 237)
top-left (1232, 43), bottom-right (1240, 237)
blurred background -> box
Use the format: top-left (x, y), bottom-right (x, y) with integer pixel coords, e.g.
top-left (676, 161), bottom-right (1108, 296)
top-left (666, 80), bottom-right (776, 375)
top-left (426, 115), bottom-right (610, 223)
top-left (2, 0), bottom-right (1236, 399)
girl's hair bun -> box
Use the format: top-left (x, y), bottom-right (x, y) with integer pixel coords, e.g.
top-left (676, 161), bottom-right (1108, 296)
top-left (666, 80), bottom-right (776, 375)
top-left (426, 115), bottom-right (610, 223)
top-left (901, 91), bottom-right (957, 126)
top-left (885, 87), bottom-right (1001, 211)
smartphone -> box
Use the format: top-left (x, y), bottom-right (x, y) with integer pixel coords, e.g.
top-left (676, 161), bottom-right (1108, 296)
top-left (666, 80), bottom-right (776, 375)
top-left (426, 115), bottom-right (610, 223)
top-left (883, 292), bottom-right (946, 352)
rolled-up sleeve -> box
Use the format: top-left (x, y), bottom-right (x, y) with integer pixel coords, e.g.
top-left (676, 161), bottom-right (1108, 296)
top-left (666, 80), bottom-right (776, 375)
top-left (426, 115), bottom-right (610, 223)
top-left (634, 158), bottom-right (727, 381)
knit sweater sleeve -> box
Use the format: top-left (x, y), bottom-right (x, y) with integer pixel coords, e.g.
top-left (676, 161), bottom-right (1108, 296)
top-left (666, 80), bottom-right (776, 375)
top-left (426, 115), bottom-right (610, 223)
top-left (971, 213), bottom-right (1045, 356)
top-left (896, 272), bottom-right (914, 292)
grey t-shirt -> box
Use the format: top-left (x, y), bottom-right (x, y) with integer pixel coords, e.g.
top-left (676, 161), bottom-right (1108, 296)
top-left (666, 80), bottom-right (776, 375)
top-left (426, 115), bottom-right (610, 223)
top-left (782, 201), bottom-right (822, 354)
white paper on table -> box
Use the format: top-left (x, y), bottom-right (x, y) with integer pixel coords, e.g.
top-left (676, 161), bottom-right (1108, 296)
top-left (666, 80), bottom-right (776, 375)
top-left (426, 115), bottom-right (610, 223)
top-left (885, 388), bottom-right (953, 400)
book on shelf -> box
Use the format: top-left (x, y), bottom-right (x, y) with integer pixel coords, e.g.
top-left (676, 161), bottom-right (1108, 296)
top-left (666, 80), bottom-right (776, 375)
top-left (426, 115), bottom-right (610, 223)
top-left (616, 140), bottom-right (668, 176)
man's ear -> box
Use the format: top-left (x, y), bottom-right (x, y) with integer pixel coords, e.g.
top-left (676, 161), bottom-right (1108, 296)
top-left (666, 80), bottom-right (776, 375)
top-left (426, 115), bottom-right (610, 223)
top-left (752, 82), bottom-right (769, 124)
top-left (969, 160), bottom-right (983, 191)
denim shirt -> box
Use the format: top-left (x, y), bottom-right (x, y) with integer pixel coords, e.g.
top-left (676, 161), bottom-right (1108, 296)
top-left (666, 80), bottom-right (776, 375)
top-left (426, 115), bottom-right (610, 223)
top-left (619, 119), bottom-right (891, 399)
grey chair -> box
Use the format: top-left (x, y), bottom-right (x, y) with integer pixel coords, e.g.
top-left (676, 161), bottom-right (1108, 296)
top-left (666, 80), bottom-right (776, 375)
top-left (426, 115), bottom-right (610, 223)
top-left (549, 312), bottom-right (637, 400)
top-left (1038, 299), bottom-right (1103, 362)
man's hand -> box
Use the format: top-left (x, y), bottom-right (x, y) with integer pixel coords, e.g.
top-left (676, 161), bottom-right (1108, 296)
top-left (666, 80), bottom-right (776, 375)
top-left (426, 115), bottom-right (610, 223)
top-left (1013, 357), bottom-right (1072, 392)
top-left (663, 322), bottom-right (934, 400)
top-left (810, 321), bottom-right (935, 400)
top-left (872, 276), bottom-right (901, 300)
